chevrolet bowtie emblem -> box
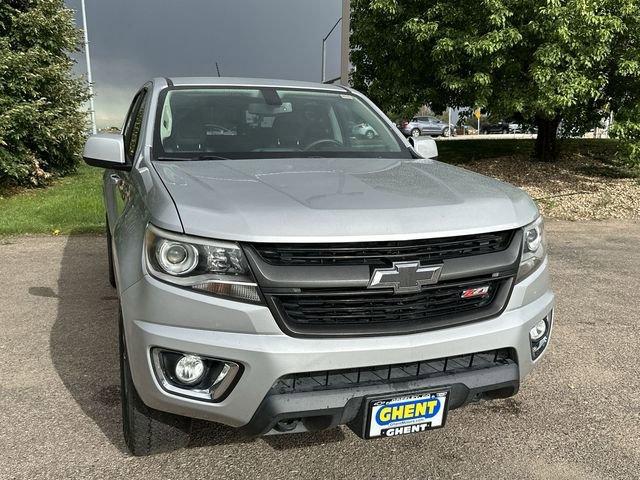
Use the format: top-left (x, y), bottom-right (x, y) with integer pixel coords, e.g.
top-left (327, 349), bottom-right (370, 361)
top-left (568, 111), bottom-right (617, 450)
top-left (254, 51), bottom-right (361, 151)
top-left (368, 261), bottom-right (444, 294)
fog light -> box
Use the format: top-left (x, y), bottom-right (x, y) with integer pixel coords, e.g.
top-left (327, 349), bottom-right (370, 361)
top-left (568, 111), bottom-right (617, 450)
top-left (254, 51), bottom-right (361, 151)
top-left (530, 313), bottom-right (552, 360)
top-left (151, 349), bottom-right (242, 402)
top-left (529, 319), bottom-right (547, 342)
top-left (175, 355), bottom-right (205, 385)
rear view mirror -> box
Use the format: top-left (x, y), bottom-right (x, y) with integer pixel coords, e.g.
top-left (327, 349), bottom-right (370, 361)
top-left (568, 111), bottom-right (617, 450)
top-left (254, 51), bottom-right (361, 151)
top-left (83, 133), bottom-right (129, 170)
top-left (413, 137), bottom-right (438, 159)
top-left (247, 102), bottom-right (293, 115)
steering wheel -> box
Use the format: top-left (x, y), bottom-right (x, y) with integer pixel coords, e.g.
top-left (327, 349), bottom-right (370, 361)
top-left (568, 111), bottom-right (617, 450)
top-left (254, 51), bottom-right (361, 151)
top-left (304, 139), bottom-right (343, 151)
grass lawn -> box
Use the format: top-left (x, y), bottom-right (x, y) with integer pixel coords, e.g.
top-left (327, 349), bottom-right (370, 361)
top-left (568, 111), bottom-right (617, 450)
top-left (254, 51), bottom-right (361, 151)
top-left (0, 164), bottom-right (104, 236)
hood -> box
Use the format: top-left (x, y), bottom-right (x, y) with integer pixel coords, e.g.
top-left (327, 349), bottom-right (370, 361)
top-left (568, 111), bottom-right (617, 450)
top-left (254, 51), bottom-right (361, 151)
top-left (153, 157), bottom-right (538, 242)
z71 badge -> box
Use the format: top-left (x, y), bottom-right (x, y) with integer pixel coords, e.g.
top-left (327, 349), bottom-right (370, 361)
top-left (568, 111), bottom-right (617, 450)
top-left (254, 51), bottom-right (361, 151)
top-left (367, 391), bottom-right (449, 438)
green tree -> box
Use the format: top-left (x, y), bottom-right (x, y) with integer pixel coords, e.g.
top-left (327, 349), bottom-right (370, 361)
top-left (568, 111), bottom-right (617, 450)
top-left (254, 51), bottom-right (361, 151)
top-left (351, 0), bottom-right (640, 162)
top-left (0, 0), bottom-right (89, 186)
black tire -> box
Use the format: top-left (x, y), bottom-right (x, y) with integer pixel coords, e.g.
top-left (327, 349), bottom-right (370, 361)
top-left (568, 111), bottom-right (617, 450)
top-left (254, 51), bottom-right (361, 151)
top-left (106, 216), bottom-right (116, 288)
top-left (411, 128), bottom-right (421, 138)
top-left (502, 128), bottom-right (508, 134)
top-left (120, 312), bottom-right (192, 456)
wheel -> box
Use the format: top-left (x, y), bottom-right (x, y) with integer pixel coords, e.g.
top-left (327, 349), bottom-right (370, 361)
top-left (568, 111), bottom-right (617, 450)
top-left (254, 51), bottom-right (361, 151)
top-left (442, 127), bottom-right (451, 137)
top-left (502, 128), bottom-right (508, 134)
top-left (106, 215), bottom-right (116, 288)
top-left (365, 130), bottom-right (375, 139)
top-left (120, 311), bottom-right (191, 456)
top-left (411, 128), bottom-right (421, 138)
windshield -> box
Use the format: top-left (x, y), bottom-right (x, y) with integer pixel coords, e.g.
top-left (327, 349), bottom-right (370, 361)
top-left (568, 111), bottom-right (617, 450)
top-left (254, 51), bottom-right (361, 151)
top-left (153, 87), bottom-right (409, 159)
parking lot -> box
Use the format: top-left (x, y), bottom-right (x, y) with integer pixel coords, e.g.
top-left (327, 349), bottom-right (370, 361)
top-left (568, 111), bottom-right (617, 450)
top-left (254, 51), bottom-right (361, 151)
top-left (1, 220), bottom-right (639, 479)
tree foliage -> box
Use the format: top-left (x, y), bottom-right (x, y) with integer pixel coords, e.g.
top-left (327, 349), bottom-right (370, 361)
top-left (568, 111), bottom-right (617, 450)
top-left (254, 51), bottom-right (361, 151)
top-left (351, 0), bottom-right (640, 162)
top-left (0, 0), bottom-right (89, 186)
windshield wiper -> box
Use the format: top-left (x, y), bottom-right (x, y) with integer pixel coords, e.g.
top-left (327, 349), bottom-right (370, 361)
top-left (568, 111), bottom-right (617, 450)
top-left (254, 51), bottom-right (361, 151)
top-left (193, 154), bottom-right (231, 161)
top-left (156, 154), bottom-right (231, 161)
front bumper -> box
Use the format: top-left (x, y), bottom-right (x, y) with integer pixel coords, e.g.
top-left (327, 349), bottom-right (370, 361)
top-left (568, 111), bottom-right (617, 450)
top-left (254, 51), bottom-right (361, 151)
top-left (120, 258), bottom-right (553, 431)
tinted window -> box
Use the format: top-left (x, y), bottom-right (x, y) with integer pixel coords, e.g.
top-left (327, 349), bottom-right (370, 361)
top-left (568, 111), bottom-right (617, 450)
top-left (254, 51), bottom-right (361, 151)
top-left (154, 88), bottom-right (409, 159)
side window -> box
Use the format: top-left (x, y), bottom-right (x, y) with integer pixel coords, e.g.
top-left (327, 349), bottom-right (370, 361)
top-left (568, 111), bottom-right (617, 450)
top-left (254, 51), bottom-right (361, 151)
top-left (123, 89), bottom-right (148, 161)
top-left (122, 93), bottom-right (141, 150)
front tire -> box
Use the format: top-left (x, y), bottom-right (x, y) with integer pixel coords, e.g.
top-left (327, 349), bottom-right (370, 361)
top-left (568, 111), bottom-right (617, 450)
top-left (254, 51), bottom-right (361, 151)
top-left (411, 128), bottom-right (421, 138)
top-left (120, 312), bottom-right (191, 456)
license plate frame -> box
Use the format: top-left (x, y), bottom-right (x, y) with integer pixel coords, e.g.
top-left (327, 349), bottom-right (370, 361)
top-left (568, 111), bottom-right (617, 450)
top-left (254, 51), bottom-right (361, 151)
top-left (364, 389), bottom-right (450, 439)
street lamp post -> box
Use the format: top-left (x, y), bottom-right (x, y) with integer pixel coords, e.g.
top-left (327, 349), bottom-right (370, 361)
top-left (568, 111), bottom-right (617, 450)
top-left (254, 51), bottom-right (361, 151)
top-left (340, 0), bottom-right (350, 86)
top-left (80, 0), bottom-right (97, 134)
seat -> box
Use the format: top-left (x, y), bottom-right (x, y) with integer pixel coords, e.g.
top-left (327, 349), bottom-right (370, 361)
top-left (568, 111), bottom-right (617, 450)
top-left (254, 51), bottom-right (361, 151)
top-left (271, 112), bottom-right (304, 148)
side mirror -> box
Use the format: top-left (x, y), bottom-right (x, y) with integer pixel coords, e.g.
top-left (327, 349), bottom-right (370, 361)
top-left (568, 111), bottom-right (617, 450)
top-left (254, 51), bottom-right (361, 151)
top-left (83, 133), bottom-right (130, 170)
top-left (413, 137), bottom-right (438, 159)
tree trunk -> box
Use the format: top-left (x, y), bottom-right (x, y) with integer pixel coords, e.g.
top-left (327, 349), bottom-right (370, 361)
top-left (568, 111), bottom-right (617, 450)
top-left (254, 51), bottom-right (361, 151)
top-left (534, 115), bottom-right (561, 162)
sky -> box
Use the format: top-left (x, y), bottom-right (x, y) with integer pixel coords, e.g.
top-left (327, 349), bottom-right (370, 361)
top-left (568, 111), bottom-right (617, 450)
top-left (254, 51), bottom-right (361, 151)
top-left (64, 0), bottom-right (342, 128)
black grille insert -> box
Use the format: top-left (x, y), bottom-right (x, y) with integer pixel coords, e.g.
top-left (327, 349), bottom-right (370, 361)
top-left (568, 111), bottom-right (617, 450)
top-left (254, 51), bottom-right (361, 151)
top-left (267, 275), bottom-right (513, 336)
top-left (252, 230), bottom-right (515, 266)
top-left (270, 349), bottom-right (515, 394)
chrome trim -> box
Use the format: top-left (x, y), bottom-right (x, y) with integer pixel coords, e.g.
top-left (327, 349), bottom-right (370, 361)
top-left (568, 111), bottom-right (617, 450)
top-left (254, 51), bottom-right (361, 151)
top-left (151, 349), bottom-right (241, 402)
top-left (147, 223), bottom-right (241, 250)
top-left (146, 267), bottom-right (258, 288)
top-left (367, 261), bottom-right (444, 294)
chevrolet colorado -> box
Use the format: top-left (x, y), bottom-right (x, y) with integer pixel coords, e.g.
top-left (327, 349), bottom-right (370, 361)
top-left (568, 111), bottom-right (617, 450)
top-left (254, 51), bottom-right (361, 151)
top-left (83, 77), bottom-right (553, 455)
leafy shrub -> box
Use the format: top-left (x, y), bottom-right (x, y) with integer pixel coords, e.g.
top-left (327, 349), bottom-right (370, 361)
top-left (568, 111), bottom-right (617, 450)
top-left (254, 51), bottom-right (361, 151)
top-left (609, 113), bottom-right (640, 174)
top-left (0, 0), bottom-right (89, 187)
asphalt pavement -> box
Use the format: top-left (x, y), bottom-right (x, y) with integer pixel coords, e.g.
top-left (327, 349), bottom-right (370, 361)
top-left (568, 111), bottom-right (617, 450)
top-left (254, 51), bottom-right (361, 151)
top-left (1, 220), bottom-right (639, 479)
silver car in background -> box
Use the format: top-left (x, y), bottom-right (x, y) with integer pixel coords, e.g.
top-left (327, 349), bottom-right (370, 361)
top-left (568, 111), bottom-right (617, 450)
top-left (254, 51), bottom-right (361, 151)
top-left (84, 77), bottom-right (553, 455)
top-left (399, 116), bottom-right (455, 137)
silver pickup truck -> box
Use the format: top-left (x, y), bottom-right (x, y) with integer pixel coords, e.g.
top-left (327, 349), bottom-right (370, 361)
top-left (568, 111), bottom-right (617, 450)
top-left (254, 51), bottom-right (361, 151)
top-left (83, 77), bottom-right (554, 455)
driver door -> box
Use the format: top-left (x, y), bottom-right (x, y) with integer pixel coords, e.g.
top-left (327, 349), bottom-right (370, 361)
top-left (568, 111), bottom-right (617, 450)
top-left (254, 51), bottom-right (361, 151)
top-left (104, 88), bottom-right (148, 235)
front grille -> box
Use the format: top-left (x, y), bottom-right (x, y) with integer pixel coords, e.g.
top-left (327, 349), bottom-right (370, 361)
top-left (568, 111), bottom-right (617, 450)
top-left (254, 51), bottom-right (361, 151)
top-left (267, 275), bottom-right (512, 335)
top-left (270, 349), bottom-right (515, 394)
top-left (252, 230), bottom-right (515, 266)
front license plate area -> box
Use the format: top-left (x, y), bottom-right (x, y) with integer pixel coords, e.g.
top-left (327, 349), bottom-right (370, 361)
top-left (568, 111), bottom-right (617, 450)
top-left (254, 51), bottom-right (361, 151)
top-left (366, 390), bottom-right (449, 439)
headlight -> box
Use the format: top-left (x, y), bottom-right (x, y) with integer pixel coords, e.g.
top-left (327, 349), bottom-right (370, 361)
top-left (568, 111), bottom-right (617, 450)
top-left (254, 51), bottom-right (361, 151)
top-left (156, 240), bottom-right (199, 275)
top-left (516, 216), bottom-right (546, 283)
top-left (145, 224), bottom-right (261, 303)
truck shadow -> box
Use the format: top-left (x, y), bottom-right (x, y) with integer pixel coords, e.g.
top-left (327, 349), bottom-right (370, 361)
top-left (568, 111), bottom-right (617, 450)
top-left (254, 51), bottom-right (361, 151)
top-left (47, 233), bottom-right (344, 454)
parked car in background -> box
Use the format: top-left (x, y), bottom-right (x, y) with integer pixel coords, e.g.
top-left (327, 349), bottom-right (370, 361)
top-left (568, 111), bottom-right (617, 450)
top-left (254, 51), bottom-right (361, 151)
top-left (481, 120), bottom-right (522, 134)
top-left (508, 122), bottom-right (523, 133)
top-left (399, 116), bottom-right (455, 138)
top-left (352, 122), bottom-right (378, 139)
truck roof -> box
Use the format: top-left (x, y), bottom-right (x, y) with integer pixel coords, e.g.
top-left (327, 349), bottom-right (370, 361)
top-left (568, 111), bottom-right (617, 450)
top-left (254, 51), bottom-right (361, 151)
top-left (160, 76), bottom-right (347, 91)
